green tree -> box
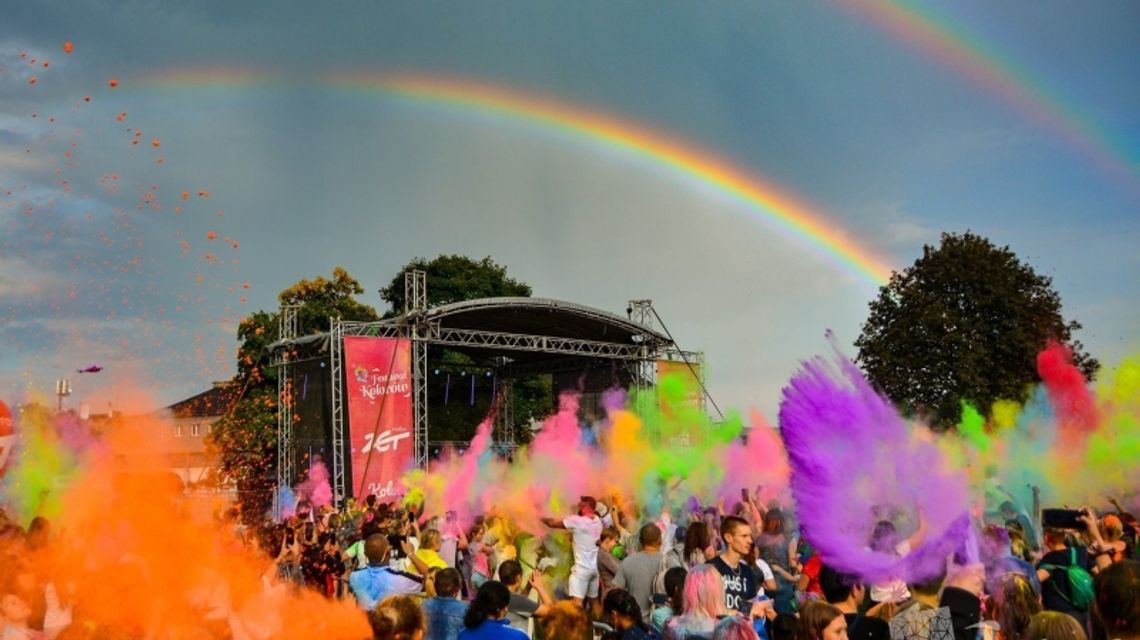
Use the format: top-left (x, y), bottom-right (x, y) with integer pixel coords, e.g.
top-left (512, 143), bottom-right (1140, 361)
top-left (207, 385), bottom-right (277, 521)
top-left (855, 232), bottom-right (1098, 430)
top-left (381, 255), bottom-right (551, 443)
top-left (208, 268), bottom-right (378, 523)
top-left (380, 255), bottom-right (531, 316)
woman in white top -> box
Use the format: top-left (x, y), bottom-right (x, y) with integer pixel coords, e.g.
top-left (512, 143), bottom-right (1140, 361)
top-left (868, 509), bottom-right (927, 603)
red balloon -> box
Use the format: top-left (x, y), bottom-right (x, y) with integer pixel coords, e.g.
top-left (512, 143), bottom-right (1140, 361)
top-left (0, 401), bottom-right (12, 437)
top-left (0, 401), bottom-right (13, 478)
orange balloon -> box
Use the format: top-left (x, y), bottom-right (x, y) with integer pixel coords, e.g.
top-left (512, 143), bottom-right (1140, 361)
top-left (63, 41), bottom-right (74, 54)
top-left (108, 78), bottom-right (119, 88)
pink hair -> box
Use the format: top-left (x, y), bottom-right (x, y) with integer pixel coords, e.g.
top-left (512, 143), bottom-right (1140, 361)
top-left (682, 565), bottom-right (727, 620)
top-left (713, 616), bottom-right (760, 640)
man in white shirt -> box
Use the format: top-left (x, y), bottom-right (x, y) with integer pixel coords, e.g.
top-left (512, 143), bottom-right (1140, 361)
top-left (542, 496), bottom-right (604, 607)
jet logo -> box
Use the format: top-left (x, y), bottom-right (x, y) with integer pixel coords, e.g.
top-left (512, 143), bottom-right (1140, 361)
top-left (361, 430), bottom-right (411, 454)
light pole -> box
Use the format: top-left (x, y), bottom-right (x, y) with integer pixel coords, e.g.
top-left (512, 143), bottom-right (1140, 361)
top-left (55, 378), bottom-right (72, 413)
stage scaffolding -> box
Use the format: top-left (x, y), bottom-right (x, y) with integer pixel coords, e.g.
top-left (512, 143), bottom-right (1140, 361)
top-left (280, 271), bottom-right (709, 503)
top-left (275, 304), bottom-right (299, 502)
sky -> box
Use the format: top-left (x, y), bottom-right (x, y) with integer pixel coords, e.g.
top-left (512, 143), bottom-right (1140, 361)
top-left (1, 0), bottom-right (1138, 421)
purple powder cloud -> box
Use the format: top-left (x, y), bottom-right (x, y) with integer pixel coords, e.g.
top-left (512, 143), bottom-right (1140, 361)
top-left (778, 353), bottom-right (971, 582)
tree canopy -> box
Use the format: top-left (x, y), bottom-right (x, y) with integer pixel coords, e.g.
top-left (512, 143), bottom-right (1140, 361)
top-left (380, 255), bottom-right (531, 317)
top-left (854, 232), bottom-right (1097, 429)
top-left (208, 268), bottom-right (378, 523)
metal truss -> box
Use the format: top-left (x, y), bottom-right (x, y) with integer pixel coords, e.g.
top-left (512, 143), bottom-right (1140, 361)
top-left (329, 319), bottom-right (346, 503)
top-left (626, 300), bottom-right (658, 421)
top-left (425, 297), bottom-right (666, 341)
top-left (492, 378), bottom-right (515, 446)
top-left (430, 327), bottom-right (653, 359)
top-left (275, 304), bottom-right (299, 517)
top-left (338, 324), bottom-right (659, 360)
top-left (407, 270), bottom-right (430, 471)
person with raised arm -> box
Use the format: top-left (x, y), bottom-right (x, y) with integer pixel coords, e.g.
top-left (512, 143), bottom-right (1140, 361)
top-left (542, 496), bottom-right (604, 607)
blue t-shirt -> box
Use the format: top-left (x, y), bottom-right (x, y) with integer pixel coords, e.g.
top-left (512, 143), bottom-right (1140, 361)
top-left (424, 597), bottom-right (468, 640)
top-left (347, 565), bottom-right (422, 610)
top-left (458, 619), bottom-right (529, 640)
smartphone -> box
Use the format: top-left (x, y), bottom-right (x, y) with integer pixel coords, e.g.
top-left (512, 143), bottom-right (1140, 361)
top-left (1042, 508), bottom-right (1083, 530)
top-left (741, 488), bottom-right (750, 502)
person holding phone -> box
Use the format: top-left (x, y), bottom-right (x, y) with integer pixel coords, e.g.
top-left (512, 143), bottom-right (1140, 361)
top-left (1036, 513), bottom-right (1094, 626)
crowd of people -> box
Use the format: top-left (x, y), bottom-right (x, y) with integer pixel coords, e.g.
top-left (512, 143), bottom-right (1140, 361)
top-left (2, 486), bottom-right (1139, 640)
top-left (266, 488), bottom-right (1138, 640)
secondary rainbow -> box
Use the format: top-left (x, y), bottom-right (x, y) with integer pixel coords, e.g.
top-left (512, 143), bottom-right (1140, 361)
top-left (141, 68), bottom-right (895, 288)
top-left (841, 0), bottom-right (1139, 196)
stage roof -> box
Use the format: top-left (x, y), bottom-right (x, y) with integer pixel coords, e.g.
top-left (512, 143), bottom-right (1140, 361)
top-left (405, 297), bottom-right (665, 342)
top-left (270, 297), bottom-right (670, 364)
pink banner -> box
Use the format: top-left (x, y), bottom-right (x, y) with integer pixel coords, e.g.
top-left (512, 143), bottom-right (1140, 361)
top-left (344, 336), bottom-right (414, 500)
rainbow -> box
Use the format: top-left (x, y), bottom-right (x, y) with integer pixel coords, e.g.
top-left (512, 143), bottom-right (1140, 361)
top-left (841, 0), bottom-right (1140, 196)
top-left (141, 68), bottom-right (895, 288)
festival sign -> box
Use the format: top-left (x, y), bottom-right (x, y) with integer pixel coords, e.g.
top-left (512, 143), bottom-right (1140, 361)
top-left (343, 336), bottom-right (414, 500)
top-left (0, 401), bottom-right (13, 479)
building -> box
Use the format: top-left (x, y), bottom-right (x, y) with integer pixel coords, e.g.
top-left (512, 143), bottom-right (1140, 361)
top-left (156, 380), bottom-right (241, 488)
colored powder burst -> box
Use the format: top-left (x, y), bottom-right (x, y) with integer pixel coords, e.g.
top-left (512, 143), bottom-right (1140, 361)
top-left (969, 348), bottom-right (1140, 511)
top-left (1038, 341), bottom-right (1098, 435)
top-left (1082, 356), bottom-right (1140, 495)
top-left (62, 418), bottom-right (368, 638)
top-left (1, 403), bottom-right (95, 523)
top-left (278, 485), bottom-right (297, 519)
top-left (958, 401), bottom-right (991, 451)
top-left (529, 392), bottom-right (597, 513)
top-left (991, 399), bottom-right (1021, 431)
top-left (714, 410), bottom-right (791, 508)
top-left (778, 352), bottom-right (971, 582)
top-left (987, 385), bottom-right (1058, 510)
top-left (294, 459), bottom-right (332, 508)
top-left (400, 372), bottom-right (789, 535)
top-left (0, 407), bottom-right (369, 638)
top-left (618, 379), bottom-right (751, 518)
top-left (441, 417), bottom-right (494, 523)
